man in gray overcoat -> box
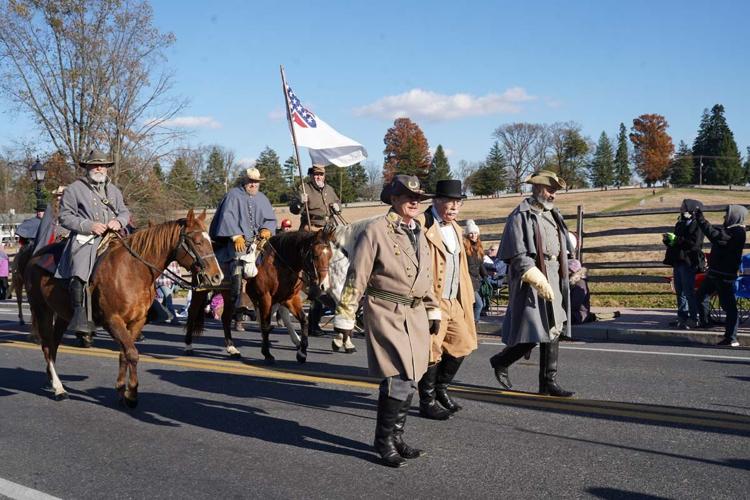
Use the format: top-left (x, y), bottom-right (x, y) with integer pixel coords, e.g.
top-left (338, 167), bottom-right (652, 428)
top-left (209, 167), bottom-right (276, 317)
top-left (55, 150), bottom-right (131, 346)
top-left (334, 174), bottom-right (441, 468)
top-left (489, 170), bottom-right (575, 397)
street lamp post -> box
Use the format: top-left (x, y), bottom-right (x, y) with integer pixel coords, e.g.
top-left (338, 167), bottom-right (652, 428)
top-left (29, 158), bottom-right (47, 212)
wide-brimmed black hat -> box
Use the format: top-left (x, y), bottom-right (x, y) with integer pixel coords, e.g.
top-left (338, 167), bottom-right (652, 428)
top-left (434, 179), bottom-right (466, 199)
top-left (380, 174), bottom-right (433, 204)
top-left (79, 149), bottom-right (114, 168)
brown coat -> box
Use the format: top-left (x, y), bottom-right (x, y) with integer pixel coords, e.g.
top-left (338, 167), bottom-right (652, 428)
top-left (418, 209), bottom-right (478, 361)
top-left (334, 210), bottom-right (440, 381)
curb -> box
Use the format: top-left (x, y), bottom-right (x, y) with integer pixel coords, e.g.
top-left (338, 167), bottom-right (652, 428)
top-left (477, 320), bottom-right (750, 347)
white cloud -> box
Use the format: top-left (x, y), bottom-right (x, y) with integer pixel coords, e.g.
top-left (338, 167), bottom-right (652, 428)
top-left (354, 87), bottom-right (536, 122)
top-left (159, 116), bottom-right (222, 129)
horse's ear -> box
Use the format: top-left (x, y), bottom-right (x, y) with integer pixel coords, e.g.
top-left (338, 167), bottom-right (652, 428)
top-left (198, 208), bottom-right (207, 222)
top-left (186, 208), bottom-right (195, 224)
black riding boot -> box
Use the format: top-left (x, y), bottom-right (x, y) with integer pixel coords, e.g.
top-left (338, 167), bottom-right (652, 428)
top-left (435, 353), bottom-right (465, 413)
top-left (418, 363), bottom-right (452, 420)
top-left (392, 394), bottom-right (424, 459)
top-left (67, 278), bottom-right (93, 347)
top-left (374, 392), bottom-right (407, 468)
top-left (489, 343), bottom-right (535, 390)
top-left (307, 299), bottom-right (324, 337)
top-left (539, 339), bottom-right (575, 397)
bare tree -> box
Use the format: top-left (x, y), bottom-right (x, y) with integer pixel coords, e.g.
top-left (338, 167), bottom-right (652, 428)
top-left (492, 123), bottom-right (549, 192)
top-left (364, 161), bottom-right (382, 201)
top-left (0, 0), bottom-right (187, 185)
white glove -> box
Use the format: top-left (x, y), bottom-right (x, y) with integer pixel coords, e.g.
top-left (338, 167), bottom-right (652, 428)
top-left (300, 192), bottom-right (309, 204)
top-left (521, 267), bottom-right (554, 301)
top-left (330, 202), bottom-right (340, 214)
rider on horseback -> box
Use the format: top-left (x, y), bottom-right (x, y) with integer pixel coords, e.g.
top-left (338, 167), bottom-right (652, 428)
top-left (55, 149), bottom-right (131, 347)
top-left (209, 167), bottom-right (276, 320)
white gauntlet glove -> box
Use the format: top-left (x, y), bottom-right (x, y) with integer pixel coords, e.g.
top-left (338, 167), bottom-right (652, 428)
top-left (300, 192), bottom-right (309, 204)
top-left (521, 266), bottom-right (554, 301)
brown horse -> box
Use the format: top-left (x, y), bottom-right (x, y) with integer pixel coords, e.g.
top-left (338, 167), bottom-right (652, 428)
top-left (185, 228), bottom-right (334, 364)
top-left (25, 209), bottom-right (223, 406)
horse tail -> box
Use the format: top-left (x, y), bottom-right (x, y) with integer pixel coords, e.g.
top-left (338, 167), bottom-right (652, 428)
top-left (185, 289), bottom-right (209, 339)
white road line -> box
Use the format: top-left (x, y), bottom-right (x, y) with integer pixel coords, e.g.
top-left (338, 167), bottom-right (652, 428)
top-left (0, 477), bottom-right (61, 500)
top-left (480, 341), bottom-right (750, 360)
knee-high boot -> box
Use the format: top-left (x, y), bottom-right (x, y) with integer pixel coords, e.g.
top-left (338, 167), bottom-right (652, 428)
top-left (67, 278), bottom-right (93, 346)
top-left (392, 393), bottom-right (423, 459)
top-left (418, 363), bottom-right (452, 420)
top-left (435, 353), bottom-right (465, 413)
top-left (231, 273), bottom-right (252, 317)
top-left (373, 392), bottom-right (407, 468)
top-left (539, 339), bottom-right (575, 397)
top-left (489, 343), bottom-right (535, 389)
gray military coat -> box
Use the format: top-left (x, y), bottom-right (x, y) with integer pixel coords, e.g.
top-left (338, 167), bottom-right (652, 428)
top-left (209, 186), bottom-right (277, 264)
top-left (33, 201), bottom-right (69, 256)
top-left (334, 210), bottom-right (440, 381)
top-left (499, 198), bottom-right (573, 346)
top-left (55, 178), bottom-right (130, 282)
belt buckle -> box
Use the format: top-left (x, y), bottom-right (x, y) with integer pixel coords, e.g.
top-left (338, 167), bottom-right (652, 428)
top-left (410, 297), bottom-right (422, 308)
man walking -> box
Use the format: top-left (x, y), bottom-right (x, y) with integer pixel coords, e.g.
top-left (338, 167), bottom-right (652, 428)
top-left (210, 167), bottom-right (276, 319)
top-left (489, 170), bottom-right (575, 397)
top-left (416, 179), bottom-right (477, 419)
top-left (55, 149), bottom-right (131, 347)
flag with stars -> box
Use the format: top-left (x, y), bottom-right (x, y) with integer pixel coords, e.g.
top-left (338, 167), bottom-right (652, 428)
top-left (285, 84), bottom-right (367, 167)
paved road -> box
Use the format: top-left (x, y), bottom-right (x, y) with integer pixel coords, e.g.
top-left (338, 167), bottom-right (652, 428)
top-left (0, 302), bottom-right (748, 499)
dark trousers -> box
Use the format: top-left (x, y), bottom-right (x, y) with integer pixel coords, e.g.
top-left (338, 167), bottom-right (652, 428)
top-left (697, 274), bottom-right (738, 341)
top-left (0, 277), bottom-right (7, 300)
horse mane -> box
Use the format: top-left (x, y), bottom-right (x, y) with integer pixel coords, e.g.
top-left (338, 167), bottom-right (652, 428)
top-left (267, 230), bottom-right (318, 264)
top-left (115, 219), bottom-right (183, 260)
top-left (333, 215), bottom-right (379, 256)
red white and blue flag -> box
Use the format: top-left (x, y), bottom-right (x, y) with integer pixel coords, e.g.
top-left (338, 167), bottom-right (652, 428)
top-left (284, 84), bottom-right (367, 167)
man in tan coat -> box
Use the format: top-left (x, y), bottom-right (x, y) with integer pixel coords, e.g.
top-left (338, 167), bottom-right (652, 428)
top-left (416, 179), bottom-right (477, 420)
top-left (334, 174), bottom-right (440, 468)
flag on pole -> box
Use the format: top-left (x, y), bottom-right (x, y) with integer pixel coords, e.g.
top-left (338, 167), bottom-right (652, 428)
top-left (285, 84), bottom-right (367, 167)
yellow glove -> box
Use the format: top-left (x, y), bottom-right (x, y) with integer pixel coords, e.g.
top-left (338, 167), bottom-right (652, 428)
top-left (233, 235), bottom-right (246, 253)
top-left (259, 228), bottom-right (272, 240)
top-left (521, 266), bottom-right (554, 301)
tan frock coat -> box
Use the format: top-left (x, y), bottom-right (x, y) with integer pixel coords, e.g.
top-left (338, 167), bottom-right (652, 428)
top-left (418, 210), bottom-right (478, 362)
top-left (334, 210), bottom-right (440, 381)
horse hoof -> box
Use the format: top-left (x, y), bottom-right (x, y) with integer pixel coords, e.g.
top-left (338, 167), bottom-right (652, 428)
top-left (345, 347), bottom-right (357, 354)
top-left (19, 320), bottom-right (25, 326)
top-left (123, 397), bottom-right (138, 409)
top-left (296, 352), bottom-right (307, 363)
top-left (331, 340), bottom-right (341, 352)
top-left (54, 392), bottom-right (68, 401)
top-left (263, 355), bottom-right (275, 365)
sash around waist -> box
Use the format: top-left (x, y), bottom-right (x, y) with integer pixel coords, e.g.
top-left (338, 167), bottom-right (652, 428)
top-left (365, 286), bottom-right (423, 308)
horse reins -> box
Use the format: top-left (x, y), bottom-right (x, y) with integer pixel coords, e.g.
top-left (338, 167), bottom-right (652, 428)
top-left (262, 235), bottom-right (329, 287)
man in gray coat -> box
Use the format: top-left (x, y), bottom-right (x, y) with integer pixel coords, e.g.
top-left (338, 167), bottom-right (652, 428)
top-left (209, 167), bottom-right (276, 317)
top-left (489, 170), bottom-right (575, 397)
top-left (55, 150), bottom-right (131, 347)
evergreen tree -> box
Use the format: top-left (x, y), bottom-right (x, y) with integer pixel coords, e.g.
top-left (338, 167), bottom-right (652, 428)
top-left (614, 123), bottom-right (631, 187)
top-left (347, 162), bottom-right (368, 201)
top-left (167, 156), bottom-right (200, 209)
top-left (670, 141), bottom-right (693, 185)
top-left (692, 104), bottom-right (743, 185)
top-left (744, 147), bottom-right (750, 185)
top-left (589, 132), bottom-right (614, 188)
top-left (549, 128), bottom-right (589, 189)
top-left (255, 146), bottom-right (286, 204)
top-left (201, 146), bottom-right (228, 207)
top-left (425, 145), bottom-right (452, 193)
top-left (283, 155), bottom-right (299, 189)
top-left (471, 142), bottom-right (508, 196)
top-left (153, 161), bottom-right (165, 183)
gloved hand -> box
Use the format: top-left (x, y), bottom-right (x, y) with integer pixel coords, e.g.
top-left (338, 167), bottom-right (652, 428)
top-left (259, 228), bottom-right (272, 240)
top-left (330, 202), bottom-right (341, 214)
top-left (521, 266), bottom-right (554, 301)
top-left (300, 192), bottom-right (309, 204)
top-left (662, 232), bottom-right (676, 247)
top-left (429, 319), bottom-right (441, 335)
top-left (232, 235), bottom-right (246, 253)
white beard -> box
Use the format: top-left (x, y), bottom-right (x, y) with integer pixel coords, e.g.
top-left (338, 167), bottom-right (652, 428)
top-left (314, 179), bottom-right (325, 189)
top-left (88, 171), bottom-right (107, 183)
top-left (533, 192), bottom-right (554, 210)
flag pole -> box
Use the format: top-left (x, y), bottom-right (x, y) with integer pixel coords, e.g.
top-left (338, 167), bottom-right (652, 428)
top-left (280, 65), bottom-right (311, 230)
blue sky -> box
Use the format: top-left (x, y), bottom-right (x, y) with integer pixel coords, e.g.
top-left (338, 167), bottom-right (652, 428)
top-left (2, 0), bottom-right (749, 172)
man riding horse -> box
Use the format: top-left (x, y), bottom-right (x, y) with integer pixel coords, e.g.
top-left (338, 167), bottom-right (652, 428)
top-left (55, 149), bottom-right (131, 347)
top-left (209, 167), bottom-right (276, 321)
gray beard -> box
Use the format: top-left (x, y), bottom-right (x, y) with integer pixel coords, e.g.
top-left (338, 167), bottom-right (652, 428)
top-left (533, 193), bottom-right (554, 210)
top-left (88, 172), bottom-right (107, 184)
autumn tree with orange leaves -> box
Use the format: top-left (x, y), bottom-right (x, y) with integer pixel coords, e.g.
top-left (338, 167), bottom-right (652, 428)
top-left (629, 114), bottom-right (674, 186)
top-left (382, 118), bottom-right (431, 182)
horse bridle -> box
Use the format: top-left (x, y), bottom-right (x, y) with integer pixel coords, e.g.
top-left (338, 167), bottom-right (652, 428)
top-left (265, 237), bottom-right (330, 287)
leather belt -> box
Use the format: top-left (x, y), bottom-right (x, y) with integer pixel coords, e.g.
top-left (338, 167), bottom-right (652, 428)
top-left (366, 286), bottom-right (423, 308)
